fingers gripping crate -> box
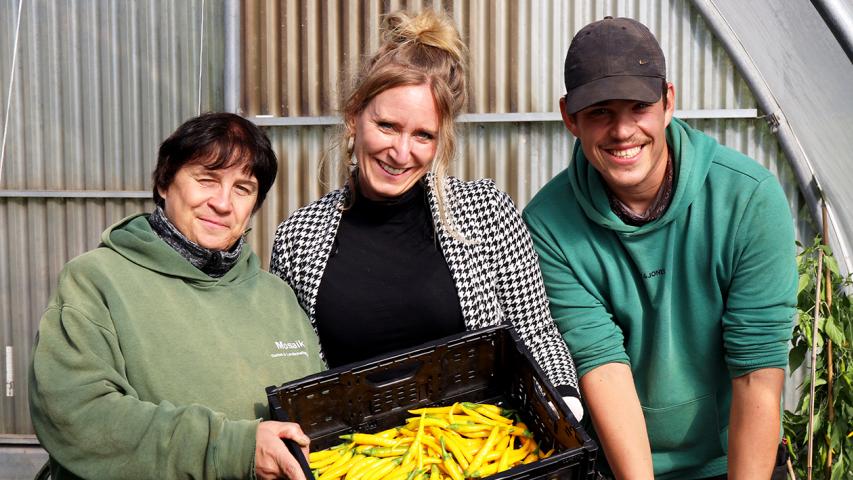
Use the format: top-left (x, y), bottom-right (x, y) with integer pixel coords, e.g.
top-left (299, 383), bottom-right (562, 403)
top-left (266, 324), bottom-right (598, 479)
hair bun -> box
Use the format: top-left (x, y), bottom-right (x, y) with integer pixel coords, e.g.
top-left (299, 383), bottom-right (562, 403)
top-left (382, 10), bottom-right (466, 64)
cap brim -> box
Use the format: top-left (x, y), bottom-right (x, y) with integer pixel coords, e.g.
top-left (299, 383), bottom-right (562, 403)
top-left (565, 75), bottom-right (662, 114)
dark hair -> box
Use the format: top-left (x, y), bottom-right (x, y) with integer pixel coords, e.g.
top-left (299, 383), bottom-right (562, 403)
top-left (152, 112), bottom-right (278, 212)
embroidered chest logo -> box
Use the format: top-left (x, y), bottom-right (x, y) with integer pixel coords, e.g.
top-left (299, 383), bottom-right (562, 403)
top-left (642, 268), bottom-right (666, 279)
top-left (271, 339), bottom-right (309, 359)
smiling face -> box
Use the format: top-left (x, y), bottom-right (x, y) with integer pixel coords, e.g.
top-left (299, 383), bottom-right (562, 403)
top-left (158, 160), bottom-right (258, 251)
top-left (352, 84), bottom-right (439, 200)
top-left (561, 83), bottom-right (675, 211)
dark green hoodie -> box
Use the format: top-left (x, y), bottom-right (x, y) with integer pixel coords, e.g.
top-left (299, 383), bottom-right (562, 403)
top-left (29, 214), bottom-right (324, 479)
top-left (524, 118), bottom-right (797, 479)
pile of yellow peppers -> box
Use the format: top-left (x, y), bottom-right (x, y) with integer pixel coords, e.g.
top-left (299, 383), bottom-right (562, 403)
top-left (307, 402), bottom-right (554, 480)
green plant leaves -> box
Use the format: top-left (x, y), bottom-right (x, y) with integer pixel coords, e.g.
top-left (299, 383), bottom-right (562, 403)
top-left (783, 236), bottom-right (853, 479)
top-left (813, 406), bottom-right (825, 433)
top-left (789, 341), bottom-right (807, 372)
top-left (825, 315), bottom-right (845, 345)
top-left (830, 456), bottom-right (846, 480)
top-left (799, 273), bottom-right (812, 295)
top-left (824, 251), bottom-right (841, 279)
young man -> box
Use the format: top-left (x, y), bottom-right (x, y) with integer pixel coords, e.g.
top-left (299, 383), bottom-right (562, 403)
top-left (523, 17), bottom-right (796, 480)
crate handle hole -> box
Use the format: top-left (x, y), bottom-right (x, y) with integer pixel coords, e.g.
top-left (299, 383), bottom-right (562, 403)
top-left (364, 363), bottom-right (422, 388)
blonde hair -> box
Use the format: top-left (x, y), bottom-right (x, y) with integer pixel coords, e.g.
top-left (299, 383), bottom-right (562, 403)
top-left (339, 9), bottom-right (468, 237)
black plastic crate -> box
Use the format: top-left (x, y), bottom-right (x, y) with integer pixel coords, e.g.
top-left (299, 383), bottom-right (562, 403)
top-left (266, 324), bottom-right (598, 480)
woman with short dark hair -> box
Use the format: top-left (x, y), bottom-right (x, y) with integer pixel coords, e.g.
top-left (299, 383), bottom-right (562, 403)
top-left (29, 112), bottom-right (322, 479)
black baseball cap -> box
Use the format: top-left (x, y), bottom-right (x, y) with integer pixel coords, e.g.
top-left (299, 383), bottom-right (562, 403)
top-left (564, 17), bottom-right (666, 114)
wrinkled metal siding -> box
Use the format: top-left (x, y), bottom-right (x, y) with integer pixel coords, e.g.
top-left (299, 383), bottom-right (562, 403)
top-left (244, 124), bottom-right (341, 252)
top-left (243, 0), bottom-right (812, 412)
top-left (241, 0), bottom-right (756, 118)
top-left (0, 0), bottom-right (224, 435)
top-left (0, 0), bottom-right (814, 436)
top-left (244, 0), bottom-right (811, 256)
top-left (255, 117), bottom-right (811, 250)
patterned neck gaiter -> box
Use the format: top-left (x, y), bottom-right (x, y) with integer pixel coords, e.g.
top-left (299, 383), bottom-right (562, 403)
top-left (607, 149), bottom-right (675, 227)
top-left (148, 206), bottom-right (244, 278)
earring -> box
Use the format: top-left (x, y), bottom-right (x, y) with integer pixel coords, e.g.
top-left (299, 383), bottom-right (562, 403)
top-left (346, 135), bottom-right (354, 155)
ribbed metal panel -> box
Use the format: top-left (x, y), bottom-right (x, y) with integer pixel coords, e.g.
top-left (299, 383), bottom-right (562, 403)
top-left (244, 124), bottom-right (342, 255)
top-left (248, 0), bottom-right (812, 248)
top-left (241, 0), bottom-right (754, 117)
top-left (0, 0), bottom-right (815, 437)
top-left (244, 0), bottom-right (783, 236)
top-left (254, 117), bottom-right (813, 259)
top-left (0, 0), bottom-right (223, 435)
top-left (243, 0), bottom-right (813, 413)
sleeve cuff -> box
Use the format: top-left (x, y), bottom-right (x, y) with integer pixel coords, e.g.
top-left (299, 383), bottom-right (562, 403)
top-left (214, 418), bottom-right (260, 479)
top-left (555, 385), bottom-right (584, 421)
top-left (555, 384), bottom-right (580, 399)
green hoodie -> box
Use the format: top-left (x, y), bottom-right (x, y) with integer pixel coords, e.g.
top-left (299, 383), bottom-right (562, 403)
top-left (29, 214), bottom-right (324, 479)
top-left (523, 118), bottom-right (797, 479)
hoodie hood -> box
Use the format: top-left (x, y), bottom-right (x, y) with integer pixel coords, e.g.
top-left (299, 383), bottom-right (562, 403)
top-left (100, 213), bottom-right (258, 286)
top-left (568, 117), bottom-right (719, 236)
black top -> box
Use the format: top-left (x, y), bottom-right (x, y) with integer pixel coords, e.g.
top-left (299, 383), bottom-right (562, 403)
top-left (314, 182), bottom-right (465, 367)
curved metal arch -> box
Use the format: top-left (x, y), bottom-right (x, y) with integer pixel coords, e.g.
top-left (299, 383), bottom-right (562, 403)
top-left (692, 0), bottom-right (853, 278)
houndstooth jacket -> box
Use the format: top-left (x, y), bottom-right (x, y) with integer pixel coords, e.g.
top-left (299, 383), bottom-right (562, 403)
top-left (269, 174), bottom-right (579, 393)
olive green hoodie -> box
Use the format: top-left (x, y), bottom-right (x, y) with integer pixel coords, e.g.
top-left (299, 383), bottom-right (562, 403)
top-left (524, 118), bottom-right (797, 479)
top-left (29, 214), bottom-right (324, 479)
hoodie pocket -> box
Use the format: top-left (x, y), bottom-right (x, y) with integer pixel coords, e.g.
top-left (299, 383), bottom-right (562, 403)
top-left (642, 393), bottom-right (725, 472)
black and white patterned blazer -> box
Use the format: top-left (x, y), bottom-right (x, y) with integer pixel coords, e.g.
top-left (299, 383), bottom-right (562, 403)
top-left (270, 174), bottom-right (579, 393)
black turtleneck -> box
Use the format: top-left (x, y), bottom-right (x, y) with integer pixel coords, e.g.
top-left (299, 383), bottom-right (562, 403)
top-left (314, 182), bottom-right (465, 368)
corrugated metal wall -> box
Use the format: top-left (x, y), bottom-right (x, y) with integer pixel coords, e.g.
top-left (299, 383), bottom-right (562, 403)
top-left (0, 0), bottom-right (224, 435)
top-left (241, 0), bottom-right (814, 260)
top-left (239, 0), bottom-right (814, 412)
top-left (241, 0), bottom-right (755, 115)
top-left (0, 0), bottom-right (813, 436)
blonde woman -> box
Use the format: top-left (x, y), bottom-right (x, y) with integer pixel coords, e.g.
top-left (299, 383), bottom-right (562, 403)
top-left (270, 9), bottom-right (581, 418)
